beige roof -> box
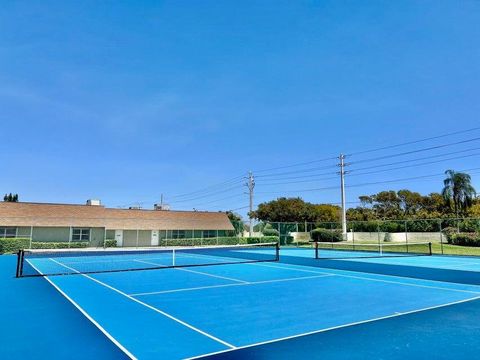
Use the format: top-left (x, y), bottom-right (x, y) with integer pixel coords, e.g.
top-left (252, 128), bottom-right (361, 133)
top-left (0, 202), bottom-right (234, 231)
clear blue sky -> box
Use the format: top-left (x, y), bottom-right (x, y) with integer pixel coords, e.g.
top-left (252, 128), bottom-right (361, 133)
top-left (1, 1), bottom-right (479, 218)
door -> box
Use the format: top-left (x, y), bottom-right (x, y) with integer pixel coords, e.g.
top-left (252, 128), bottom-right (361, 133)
top-left (115, 230), bottom-right (123, 247)
top-left (151, 230), bottom-right (159, 246)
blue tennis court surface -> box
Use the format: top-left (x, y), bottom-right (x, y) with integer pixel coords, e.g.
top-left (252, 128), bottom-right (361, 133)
top-left (10, 246), bottom-right (480, 359)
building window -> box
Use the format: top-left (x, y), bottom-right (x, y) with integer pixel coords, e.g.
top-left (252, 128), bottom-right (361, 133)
top-left (203, 230), bottom-right (216, 238)
top-left (0, 227), bottom-right (17, 238)
top-left (172, 230), bottom-right (186, 239)
top-left (72, 228), bottom-right (90, 241)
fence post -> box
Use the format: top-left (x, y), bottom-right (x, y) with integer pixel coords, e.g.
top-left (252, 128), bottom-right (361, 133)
top-left (377, 221), bottom-right (381, 246)
top-left (296, 222), bottom-right (299, 248)
top-left (277, 223), bottom-right (281, 246)
top-left (439, 220), bottom-right (444, 255)
top-left (352, 222), bottom-right (355, 246)
top-left (405, 220), bottom-right (409, 253)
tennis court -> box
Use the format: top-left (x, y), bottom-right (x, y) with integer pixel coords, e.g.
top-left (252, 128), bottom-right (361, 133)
top-left (9, 243), bottom-right (480, 359)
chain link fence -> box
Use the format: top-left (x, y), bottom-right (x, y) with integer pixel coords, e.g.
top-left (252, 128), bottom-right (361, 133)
top-left (266, 218), bottom-right (480, 256)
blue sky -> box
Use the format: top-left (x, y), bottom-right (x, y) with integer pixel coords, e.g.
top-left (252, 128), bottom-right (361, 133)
top-left (1, 1), bottom-right (479, 218)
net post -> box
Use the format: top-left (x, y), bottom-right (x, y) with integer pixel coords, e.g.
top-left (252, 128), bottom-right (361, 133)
top-left (16, 250), bottom-right (24, 278)
top-left (172, 248), bottom-right (176, 267)
top-left (428, 242), bottom-right (432, 256)
top-left (275, 242), bottom-right (280, 261)
top-left (314, 241), bottom-right (319, 259)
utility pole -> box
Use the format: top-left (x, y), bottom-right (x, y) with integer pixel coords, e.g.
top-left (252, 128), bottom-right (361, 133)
top-left (338, 154), bottom-right (348, 240)
top-left (246, 171), bottom-right (255, 237)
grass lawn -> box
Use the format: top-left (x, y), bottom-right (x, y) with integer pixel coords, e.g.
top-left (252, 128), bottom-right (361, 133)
top-left (288, 241), bottom-right (480, 257)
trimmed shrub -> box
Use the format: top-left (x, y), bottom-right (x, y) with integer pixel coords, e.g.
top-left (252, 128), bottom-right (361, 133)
top-left (350, 221), bottom-right (378, 232)
top-left (442, 227), bottom-right (459, 244)
top-left (384, 232), bottom-right (392, 242)
top-left (30, 242), bottom-right (89, 249)
top-left (311, 228), bottom-right (343, 242)
top-left (262, 224), bottom-right (280, 237)
top-left (244, 236), bottom-right (279, 244)
top-left (458, 220), bottom-right (480, 233)
top-left (104, 239), bottom-right (117, 247)
top-left (158, 237), bottom-right (278, 247)
top-left (284, 235), bottom-right (294, 245)
top-left (449, 233), bottom-right (480, 247)
top-left (378, 222), bottom-right (403, 233)
top-left (0, 238), bottom-right (30, 254)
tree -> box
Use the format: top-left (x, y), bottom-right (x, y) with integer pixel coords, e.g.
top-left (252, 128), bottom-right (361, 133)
top-left (3, 193), bottom-right (19, 202)
top-left (397, 190), bottom-right (423, 216)
top-left (442, 170), bottom-right (477, 217)
top-left (251, 197), bottom-right (340, 223)
top-left (250, 197), bottom-right (315, 222)
top-left (226, 211), bottom-right (244, 236)
top-left (262, 223), bottom-right (279, 236)
top-left (372, 191), bottom-right (401, 219)
top-left (313, 204), bottom-right (341, 223)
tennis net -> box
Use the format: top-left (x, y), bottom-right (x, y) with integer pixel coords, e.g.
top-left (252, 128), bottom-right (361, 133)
top-left (314, 241), bottom-right (432, 260)
top-left (16, 242), bottom-right (280, 277)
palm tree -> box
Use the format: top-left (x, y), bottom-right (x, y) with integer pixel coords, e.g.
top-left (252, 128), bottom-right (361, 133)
top-left (442, 170), bottom-right (476, 218)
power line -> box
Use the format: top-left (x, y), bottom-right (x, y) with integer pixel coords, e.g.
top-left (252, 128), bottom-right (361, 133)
top-left (255, 148), bottom-right (480, 187)
top-left (254, 156), bottom-right (338, 173)
top-left (167, 175), bottom-right (245, 200)
top-left (252, 126), bottom-right (480, 176)
top-left (255, 167), bottom-right (480, 195)
top-left (185, 193), bottom-right (246, 208)
top-left (168, 184), bottom-right (244, 204)
top-left (255, 163), bottom-right (338, 178)
top-left (349, 137), bottom-right (480, 165)
top-left (349, 152), bottom-right (480, 178)
top-left (349, 146), bottom-right (480, 173)
top-left (347, 126), bottom-right (480, 157)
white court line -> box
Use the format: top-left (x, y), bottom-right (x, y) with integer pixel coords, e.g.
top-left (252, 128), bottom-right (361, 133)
top-left (130, 274), bottom-right (335, 297)
top-left (26, 259), bottom-right (137, 360)
top-left (134, 259), bottom-right (249, 284)
top-left (186, 294), bottom-right (480, 360)
top-left (251, 262), bottom-right (480, 295)
top-left (48, 258), bottom-right (236, 350)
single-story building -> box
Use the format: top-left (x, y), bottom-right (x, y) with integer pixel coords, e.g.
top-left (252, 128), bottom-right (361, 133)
top-left (0, 200), bottom-right (235, 247)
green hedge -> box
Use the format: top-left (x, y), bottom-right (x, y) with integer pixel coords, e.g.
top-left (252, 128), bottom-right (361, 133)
top-left (30, 242), bottom-right (89, 249)
top-left (262, 224), bottom-right (280, 236)
top-left (448, 233), bottom-right (480, 247)
top-left (0, 238), bottom-right (30, 254)
top-left (104, 239), bottom-right (117, 247)
top-left (159, 236), bottom-right (279, 247)
top-left (311, 228), bottom-right (343, 242)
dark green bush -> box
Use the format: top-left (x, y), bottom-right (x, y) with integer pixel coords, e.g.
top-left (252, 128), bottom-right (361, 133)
top-left (448, 233), bottom-right (480, 247)
top-left (378, 222), bottom-right (403, 233)
top-left (458, 220), bottom-right (480, 233)
top-left (262, 224), bottom-right (280, 236)
top-left (311, 228), bottom-right (343, 242)
top-left (158, 236), bottom-right (279, 247)
top-left (104, 239), bottom-right (117, 247)
top-left (284, 235), bottom-right (294, 245)
top-left (30, 242), bottom-right (89, 249)
top-left (245, 236), bottom-right (279, 244)
top-left (349, 221), bottom-right (378, 232)
top-left (0, 238), bottom-right (30, 254)
top-left (442, 227), bottom-right (458, 243)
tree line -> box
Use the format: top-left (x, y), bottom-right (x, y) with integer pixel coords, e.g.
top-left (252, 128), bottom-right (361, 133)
top-left (250, 170), bottom-right (478, 223)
